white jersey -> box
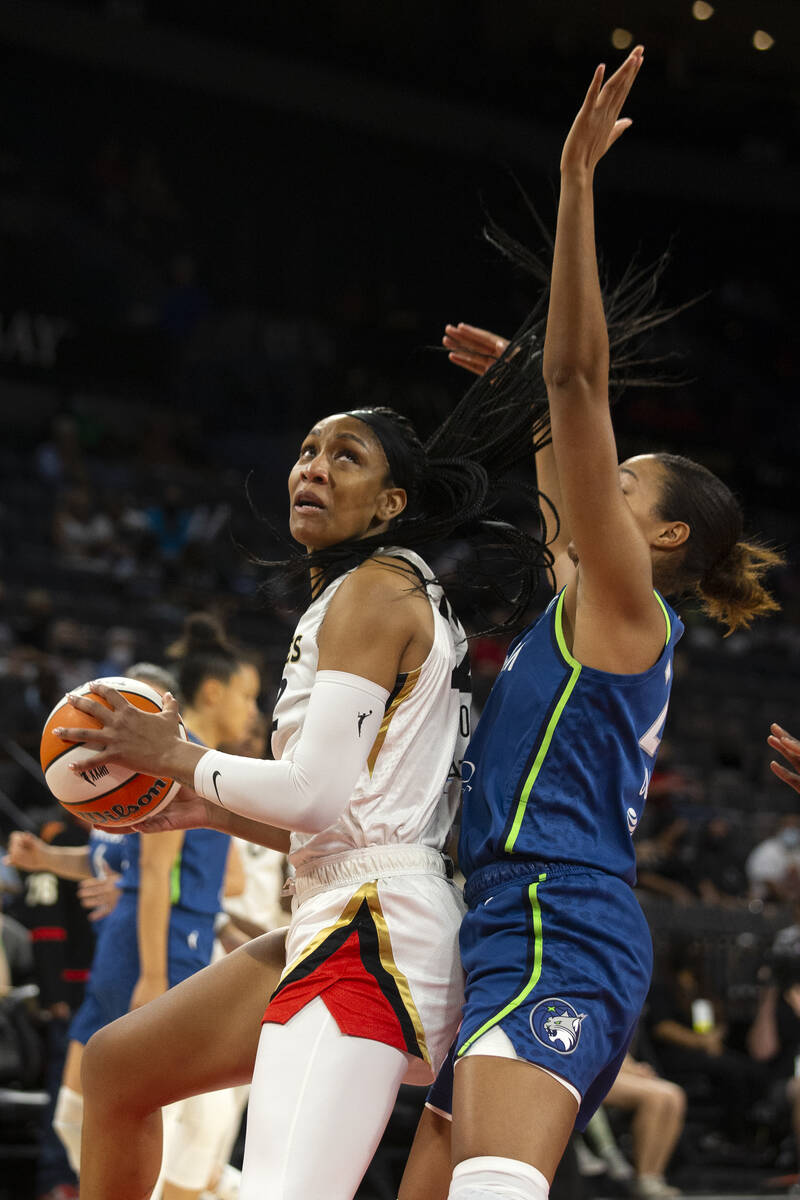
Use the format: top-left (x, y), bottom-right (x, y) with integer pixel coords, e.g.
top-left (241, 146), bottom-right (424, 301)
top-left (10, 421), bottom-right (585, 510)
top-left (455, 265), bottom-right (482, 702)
top-left (271, 548), bottom-right (470, 872)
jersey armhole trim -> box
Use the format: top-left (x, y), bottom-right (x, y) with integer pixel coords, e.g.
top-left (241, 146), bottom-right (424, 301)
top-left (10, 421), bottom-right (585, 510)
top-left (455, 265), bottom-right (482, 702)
top-left (653, 591), bottom-right (671, 646)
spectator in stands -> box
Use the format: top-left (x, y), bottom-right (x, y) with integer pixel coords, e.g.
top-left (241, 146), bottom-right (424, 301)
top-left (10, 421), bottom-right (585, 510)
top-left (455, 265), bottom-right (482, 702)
top-left (646, 937), bottom-right (763, 1148)
top-left (601, 1054), bottom-right (686, 1197)
top-left (635, 813), bottom-right (698, 906)
top-left (746, 815), bottom-right (800, 905)
top-left (52, 486), bottom-right (115, 569)
top-left (35, 415), bottom-right (86, 489)
top-left (695, 816), bottom-right (748, 907)
top-left (747, 943), bottom-right (800, 1187)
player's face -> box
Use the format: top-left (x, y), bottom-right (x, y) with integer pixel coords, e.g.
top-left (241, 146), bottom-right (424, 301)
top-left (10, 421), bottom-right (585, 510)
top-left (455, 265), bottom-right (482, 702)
top-left (288, 415), bottom-right (406, 551)
top-left (218, 663), bottom-right (260, 744)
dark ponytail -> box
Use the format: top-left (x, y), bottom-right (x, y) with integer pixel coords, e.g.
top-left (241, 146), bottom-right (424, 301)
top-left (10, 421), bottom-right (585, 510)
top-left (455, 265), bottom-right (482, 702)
top-left (654, 453), bottom-right (782, 634)
top-left (166, 613), bottom-right (240, 703)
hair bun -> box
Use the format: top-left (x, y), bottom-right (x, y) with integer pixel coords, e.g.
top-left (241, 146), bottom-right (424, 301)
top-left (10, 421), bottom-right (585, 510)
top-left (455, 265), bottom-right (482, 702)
top-left (168, 612), bottom-right (229, 659)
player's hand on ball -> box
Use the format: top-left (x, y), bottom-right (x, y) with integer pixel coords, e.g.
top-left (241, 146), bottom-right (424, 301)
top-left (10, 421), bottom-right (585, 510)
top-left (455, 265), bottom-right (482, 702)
top-left (55, 681), bottom-right (185, 780)
top-left (768, 724), bottom-right (800, 796)
top-left (132, 787), bottom-right (218, 835)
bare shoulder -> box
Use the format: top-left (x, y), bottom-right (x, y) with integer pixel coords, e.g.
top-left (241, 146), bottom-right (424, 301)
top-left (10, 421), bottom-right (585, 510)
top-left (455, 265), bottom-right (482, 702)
top-left (331, 556), bottom-right (429, 614)
top-left (318, 556), bottom-right (433, 682)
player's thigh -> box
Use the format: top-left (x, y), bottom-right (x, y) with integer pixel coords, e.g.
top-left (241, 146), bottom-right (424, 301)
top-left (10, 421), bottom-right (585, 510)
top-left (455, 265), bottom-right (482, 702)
top-left (82, 928), bottom-right (287, 1111)
top-left (451, 1055), bottom-right (578, 1184)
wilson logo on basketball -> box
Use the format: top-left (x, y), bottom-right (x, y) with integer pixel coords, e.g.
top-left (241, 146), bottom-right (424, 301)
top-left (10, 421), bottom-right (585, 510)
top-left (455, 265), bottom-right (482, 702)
top-left (84, 779), bottom-right (170, 825)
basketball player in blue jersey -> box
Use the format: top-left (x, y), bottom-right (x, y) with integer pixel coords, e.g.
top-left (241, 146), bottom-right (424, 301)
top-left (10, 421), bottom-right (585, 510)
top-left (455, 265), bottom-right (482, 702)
top-left (397, 47), bottom-right (782, 1200)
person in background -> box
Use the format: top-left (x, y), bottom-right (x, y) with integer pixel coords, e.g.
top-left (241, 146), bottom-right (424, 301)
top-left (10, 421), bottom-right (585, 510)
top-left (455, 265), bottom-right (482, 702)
top-left (746, 815), bottom-right (800, 906)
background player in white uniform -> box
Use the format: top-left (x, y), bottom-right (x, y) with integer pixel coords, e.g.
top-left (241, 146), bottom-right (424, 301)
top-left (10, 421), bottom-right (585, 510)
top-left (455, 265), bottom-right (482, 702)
top-left (63, 403), bottom-right (520, 1200)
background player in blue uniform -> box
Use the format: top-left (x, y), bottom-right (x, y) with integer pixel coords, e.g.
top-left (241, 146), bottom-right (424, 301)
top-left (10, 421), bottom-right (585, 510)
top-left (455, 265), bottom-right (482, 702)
top-left (399, 47), bottom-right (782, 1200)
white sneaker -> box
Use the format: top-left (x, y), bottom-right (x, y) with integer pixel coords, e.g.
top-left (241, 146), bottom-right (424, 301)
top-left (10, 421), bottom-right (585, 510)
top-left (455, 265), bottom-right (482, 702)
top-left (573, 1134), bottom-right (608, 1177)
top-left (598, 1143), bottom-right (634, 1182)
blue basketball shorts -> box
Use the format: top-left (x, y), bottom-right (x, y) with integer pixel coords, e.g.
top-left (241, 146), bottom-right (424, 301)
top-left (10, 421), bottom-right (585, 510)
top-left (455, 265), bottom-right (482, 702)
top-left (70, 892), bottom-right (215, 1045)
top-left (426, 860), bottom-right (653, 1131)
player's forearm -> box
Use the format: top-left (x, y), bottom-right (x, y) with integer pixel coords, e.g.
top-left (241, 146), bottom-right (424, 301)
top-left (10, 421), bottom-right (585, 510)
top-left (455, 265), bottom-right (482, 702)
top-left (137, 864), bottom-right (172, 983)
top-left (543, 173), bottom-right (609, 394)
top-left (41, 845), bottom-right (93, 880)
top-left (211, 809), bottom-right (291, 854)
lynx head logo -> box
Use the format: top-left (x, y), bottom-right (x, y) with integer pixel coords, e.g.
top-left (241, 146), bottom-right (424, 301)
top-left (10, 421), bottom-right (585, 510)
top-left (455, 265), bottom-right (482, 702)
top-left (530, 998), bottom-right (587, 1055)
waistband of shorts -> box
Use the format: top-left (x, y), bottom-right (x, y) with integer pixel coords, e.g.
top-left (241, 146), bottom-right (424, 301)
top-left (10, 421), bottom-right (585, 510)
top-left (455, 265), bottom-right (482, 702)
top-left (291, 844), bottom-right (454, 904)
top-left (463, 859), bottom-right (615, 906)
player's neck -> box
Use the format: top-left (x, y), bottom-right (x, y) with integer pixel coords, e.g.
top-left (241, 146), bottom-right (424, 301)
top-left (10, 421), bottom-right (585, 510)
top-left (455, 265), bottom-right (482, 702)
top-left (182, 705), bottom-right (221, 750)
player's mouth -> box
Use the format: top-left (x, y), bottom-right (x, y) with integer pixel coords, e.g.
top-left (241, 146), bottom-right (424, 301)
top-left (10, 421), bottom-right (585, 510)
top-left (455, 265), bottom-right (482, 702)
top-left (293, 489), bottom-right (327, 513)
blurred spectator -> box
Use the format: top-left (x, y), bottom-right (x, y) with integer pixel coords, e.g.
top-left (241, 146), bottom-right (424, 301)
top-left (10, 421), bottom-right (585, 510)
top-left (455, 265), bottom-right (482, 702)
top-left (602, 1054), bottom-right (686, 1198)
top-left (746, 815), bottom-right (800, 905)
top-left (94, 626), bottom-right (138, 678)
top-left (646, 938), bottom-right (764, 1147)
top-left (52, 486), bottom-right (115, 569)
top-left (695, 816), bottom-right (748, 907)
top-left (35, 415), bottom-right (86, 489)
top-left (636, 814), bottom-right (698, 906)
top-left (146, 484), bottom-right (193, 561)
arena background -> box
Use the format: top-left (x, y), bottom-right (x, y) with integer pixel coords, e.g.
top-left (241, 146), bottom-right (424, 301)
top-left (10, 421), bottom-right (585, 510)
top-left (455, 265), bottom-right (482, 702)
top-left (0, 2), bottom-right (798, 1198)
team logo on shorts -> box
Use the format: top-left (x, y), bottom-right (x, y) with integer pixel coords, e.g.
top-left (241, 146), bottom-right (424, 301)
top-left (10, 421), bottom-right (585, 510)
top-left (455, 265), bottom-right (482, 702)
top-left (530, 998), bottom-right (587, 1055)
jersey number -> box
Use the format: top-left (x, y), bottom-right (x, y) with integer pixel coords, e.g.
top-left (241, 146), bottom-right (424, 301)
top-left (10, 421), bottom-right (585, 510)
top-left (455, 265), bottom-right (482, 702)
top-left (638, 699), bottom-right (669, 758)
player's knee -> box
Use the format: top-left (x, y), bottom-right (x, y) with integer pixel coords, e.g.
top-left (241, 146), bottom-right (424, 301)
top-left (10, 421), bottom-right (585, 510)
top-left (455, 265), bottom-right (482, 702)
top-left (448, 1157), bottom-right (549, 1200)
top-left (53, 1085), bottom-right (83, 1174)
top-left (81, 1024), bottom-right (139, 1114)
top-left (661, 1079), bottom-right (687, 1120)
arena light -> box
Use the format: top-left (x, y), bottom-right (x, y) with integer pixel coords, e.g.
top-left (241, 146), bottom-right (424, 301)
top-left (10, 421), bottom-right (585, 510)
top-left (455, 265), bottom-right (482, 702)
top-left (691, 1), bottom-right (714, 20)
top-left (611, 27), bottom-right (633, 49)
top-left (752, 29), bottom-right (775, 50)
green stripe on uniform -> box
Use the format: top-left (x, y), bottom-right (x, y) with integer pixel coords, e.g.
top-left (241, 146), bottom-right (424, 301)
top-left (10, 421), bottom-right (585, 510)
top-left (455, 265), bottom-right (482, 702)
top-left (169, 853), bottom-right (182, 906)
top-left (457, 873), bottom-right (547, 1057)
top-left (504, 591), bottom-right (581, 854)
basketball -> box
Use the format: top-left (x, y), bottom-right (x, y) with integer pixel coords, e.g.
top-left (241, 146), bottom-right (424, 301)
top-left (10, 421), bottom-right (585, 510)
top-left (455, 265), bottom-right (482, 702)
top-left (40, 675), bottom-right (186, 828)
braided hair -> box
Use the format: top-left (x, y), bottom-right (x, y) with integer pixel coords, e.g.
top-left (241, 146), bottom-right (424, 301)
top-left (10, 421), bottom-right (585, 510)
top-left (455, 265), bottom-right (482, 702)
top-left (254, 213), bottom-right (680, 631)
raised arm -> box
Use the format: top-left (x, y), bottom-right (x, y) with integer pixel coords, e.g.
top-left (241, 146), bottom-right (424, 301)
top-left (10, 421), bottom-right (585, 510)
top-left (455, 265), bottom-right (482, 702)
top-left (544, 48), bottom-right (669, 669)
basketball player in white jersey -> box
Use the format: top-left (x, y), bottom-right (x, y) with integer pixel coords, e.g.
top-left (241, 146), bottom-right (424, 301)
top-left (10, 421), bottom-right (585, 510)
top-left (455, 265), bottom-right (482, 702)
top-left (60, 405), bottom-right (505, 1200)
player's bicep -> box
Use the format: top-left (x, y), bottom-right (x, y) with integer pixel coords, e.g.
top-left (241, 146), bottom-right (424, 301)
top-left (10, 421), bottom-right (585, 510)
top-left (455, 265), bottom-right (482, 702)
top-left (549, 385), bottom-right (651, 597)
top-left (317, 572), bottom-right (414, 691)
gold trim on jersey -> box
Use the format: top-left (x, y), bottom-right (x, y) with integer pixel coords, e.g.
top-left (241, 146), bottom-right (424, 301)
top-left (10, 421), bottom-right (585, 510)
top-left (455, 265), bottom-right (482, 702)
top-left (279, 883), bottom-right (369, 981)
top-left (365, 885), bottom-right (430, 1063)
top-left (278, 879), bottom-right (430, 1063)
top-left (366, 666), bottom-right (422, 776)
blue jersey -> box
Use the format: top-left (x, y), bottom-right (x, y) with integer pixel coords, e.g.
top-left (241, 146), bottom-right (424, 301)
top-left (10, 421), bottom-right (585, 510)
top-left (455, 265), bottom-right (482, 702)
top-left (118, 828), bottom-right (229, 917)
top-left (117, 729), bottom-right (230, 916)
top-left (459, 589), bottom-right (683, 885)
top-left (87, 828), bottom-right (130, 877)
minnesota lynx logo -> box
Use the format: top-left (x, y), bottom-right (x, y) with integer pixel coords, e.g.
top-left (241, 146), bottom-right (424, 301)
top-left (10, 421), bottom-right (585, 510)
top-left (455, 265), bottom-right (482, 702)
top-left (530, 998), bottom-right (587, 1055)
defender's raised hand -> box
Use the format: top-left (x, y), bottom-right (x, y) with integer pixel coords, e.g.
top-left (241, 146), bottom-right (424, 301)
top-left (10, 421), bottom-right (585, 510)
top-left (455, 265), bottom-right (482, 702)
top-left (560, 45), bottom-right (644, 176)
top-left (768, 724), bottom-right (800, 797)
top-left (443, 323), bottom-right (510, 377)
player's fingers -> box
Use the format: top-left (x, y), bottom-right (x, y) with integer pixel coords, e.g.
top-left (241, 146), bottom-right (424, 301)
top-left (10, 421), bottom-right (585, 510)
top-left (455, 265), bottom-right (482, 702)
top-left (606, 118), bottom-right (633, 150)
top-left (770, 761), bottom-right (800, 794)
top-left (456, 323), bottom-right (509, 353)
top-left (66, 693), bottom-right (109, 721)
top-left (66, 748), bottom-right (111, 772)
top-left (583, 62), bottom-right (606, 109)
top-left (52, 723), bottom-right (107, 744)
top-left (162, 692), bottom-right (180, 717)
top-left (87, 680), bottom-right (126, 709)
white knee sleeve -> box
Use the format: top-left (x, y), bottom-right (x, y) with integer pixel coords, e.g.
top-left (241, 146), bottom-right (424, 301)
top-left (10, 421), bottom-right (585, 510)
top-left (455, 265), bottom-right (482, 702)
top-left (53, 1086), bottom-right (84, 1174)
top-left (163, 1089), bottom-right (242, 1190)
top-left (240, 996), bottom-right (409, 1200)
top-left (448, 1156), bottom-right (549, 1200)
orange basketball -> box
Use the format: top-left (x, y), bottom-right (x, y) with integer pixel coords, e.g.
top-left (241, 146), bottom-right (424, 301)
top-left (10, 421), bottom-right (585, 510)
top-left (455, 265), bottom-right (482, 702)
top-left (40, 675), bottom-right (185, 828)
